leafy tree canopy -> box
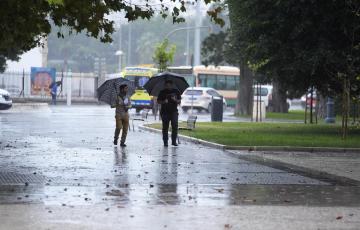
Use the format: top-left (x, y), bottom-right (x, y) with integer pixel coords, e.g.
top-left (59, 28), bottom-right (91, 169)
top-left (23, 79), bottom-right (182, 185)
top-left (229, 0), bottom-right (360, 97)
top-left (0, 0), bottom-right (225, 72)
top-left (201, 31), bottom-right (228, 66)
top-left (153, 39), bottom-right (176, 72)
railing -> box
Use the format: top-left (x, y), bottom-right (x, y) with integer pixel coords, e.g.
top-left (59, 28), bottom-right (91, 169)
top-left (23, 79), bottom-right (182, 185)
top-left (0, 71), bottom-right (99, 100)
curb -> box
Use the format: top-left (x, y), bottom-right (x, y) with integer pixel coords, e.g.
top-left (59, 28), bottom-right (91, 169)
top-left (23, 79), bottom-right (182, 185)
top-left (225, 145), bottom-right (360, 153)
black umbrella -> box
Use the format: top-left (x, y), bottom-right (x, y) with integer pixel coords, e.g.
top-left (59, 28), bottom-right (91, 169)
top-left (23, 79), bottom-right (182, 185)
top-left (49, 81), bottom-right (62, 88)
top-left (143, 72), bottom-right (189, 96)
top-left (97, 77), bottom-right (135, 106)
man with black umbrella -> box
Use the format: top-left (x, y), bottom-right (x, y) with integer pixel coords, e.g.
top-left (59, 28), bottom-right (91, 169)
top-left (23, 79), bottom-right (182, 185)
top-left (157, 80), bottom-right (181, 147)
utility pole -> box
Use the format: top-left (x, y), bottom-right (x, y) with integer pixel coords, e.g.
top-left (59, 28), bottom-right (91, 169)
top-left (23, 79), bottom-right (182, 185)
top-left (41, 37), bottom-right (48, 67)
top-left (194, 1), bottom-right (202, 66)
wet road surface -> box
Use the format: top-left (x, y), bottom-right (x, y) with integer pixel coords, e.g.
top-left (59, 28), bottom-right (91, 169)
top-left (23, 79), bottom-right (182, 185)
top-left (0, 105), bottom-right (359, 229)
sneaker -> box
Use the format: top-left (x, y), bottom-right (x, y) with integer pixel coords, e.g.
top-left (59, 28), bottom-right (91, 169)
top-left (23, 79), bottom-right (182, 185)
top-left (171, 142), bottom-right (178, 147)
top-left (120, 142), bottom-right (126, 147)
top-left (113, 139), bottom-right (118, 145)
top-left (164, 142), bottom-right (168, 147)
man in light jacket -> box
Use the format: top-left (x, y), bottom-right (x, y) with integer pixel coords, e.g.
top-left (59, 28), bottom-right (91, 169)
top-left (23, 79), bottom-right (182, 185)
top-left (113, 84), bottom-right (131, 147)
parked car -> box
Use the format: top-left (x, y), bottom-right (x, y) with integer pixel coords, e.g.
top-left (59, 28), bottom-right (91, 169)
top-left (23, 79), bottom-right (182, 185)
top-left (253, 85), bottom-right (273, 108)
top-left (254, 85), bottom-right (291, 111)
top-left (181, 87), bottom-right (227, 113)
top-left (0, 88), bottom-right (12, 110)
top-left (301, 93), bottom-right (317, 108)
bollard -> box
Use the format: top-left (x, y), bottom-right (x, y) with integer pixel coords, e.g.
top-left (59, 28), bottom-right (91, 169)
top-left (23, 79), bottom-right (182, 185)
top-left (66, 69), bottom-right (72, 106)
top-left (325, 97), bottom-right (335, 123)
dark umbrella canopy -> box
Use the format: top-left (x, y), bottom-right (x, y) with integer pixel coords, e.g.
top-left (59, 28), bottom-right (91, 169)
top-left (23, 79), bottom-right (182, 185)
top-left (143, 72), bottom-right (189, 97)
top-left (97, 77), bottom-right (135, 106)
top-left (49, 81), bottom-right (62, 88)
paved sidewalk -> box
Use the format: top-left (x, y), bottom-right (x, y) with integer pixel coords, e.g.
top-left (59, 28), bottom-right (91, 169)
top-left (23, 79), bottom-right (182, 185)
top-left (1, 204), bottom-right (359, 230)
top-left (229, 151), bottom-right (360, 183)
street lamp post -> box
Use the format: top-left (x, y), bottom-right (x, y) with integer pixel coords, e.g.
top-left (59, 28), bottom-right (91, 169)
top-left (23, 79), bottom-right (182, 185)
top-left (165, 26), bottom-right (211, 39)
top-left (194, 1), bottom-right (202, 66)
top-left (165, 26), bottom-right (211, 66)
top-left (115, 50), bottom-right (124, 72)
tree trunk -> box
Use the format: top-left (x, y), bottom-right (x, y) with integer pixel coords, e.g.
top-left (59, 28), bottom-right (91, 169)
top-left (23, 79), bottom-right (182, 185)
top-left (235, 61), bottom-right (253, 116)
top-left (317, 94), bottom-right (327, 119)
top-left (310, 87), bottom-right (314, 124)
top-left (271, 79), bottom-right (289, 113)
top-left (342, 77), bottom-right (350, 139)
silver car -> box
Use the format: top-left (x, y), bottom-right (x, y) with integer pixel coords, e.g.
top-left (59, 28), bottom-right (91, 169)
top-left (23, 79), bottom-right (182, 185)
top-left (181, 87), bottom-right (227, 113)
top-left (0, 88), bottom-right (12, 110)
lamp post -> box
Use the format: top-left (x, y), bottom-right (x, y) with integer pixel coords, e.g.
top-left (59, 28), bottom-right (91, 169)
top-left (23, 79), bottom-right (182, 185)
top-left (194, 1), bottom-right (202, 66)
top-left (114, 17), bottom-right (124, 72)
top-left (165, 26), bottom-right (211, 66)
top-left (115, 50), bottom-right (124, 72)
top-left (164, 26), bottom-right (211, 39)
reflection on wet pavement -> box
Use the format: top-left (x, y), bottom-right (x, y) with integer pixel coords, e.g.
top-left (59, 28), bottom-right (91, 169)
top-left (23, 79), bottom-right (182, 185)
top-left (0, 105), bottom-right (359, 208)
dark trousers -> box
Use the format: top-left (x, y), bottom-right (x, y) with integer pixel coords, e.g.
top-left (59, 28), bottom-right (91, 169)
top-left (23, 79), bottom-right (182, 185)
top-left (51, 93), bottom-right (56, 105)
top-left (161, 112), bottom-right (178, 144)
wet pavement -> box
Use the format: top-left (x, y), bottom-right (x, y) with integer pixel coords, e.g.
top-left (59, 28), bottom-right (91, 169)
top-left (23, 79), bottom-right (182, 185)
top-left (0, 105), bottom-right (360, 229)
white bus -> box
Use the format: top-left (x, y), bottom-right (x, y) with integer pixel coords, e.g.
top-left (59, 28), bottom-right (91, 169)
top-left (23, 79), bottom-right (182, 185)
top-left (168, 65), bottom-right (240, 107)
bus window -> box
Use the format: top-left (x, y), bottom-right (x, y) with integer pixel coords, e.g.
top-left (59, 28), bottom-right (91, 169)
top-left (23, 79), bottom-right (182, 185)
top-left (207, 76), bottom-right (217, 88)
top-left (198, 74), bottom-right (206, 87)
top-left (236, 76), bottom-right (240, 88)
top-left (217, 75), bottom-right (226, 90)
top-left (125, 76), bottom-right (149, 89)
top-left (184, 75), bottom-right (196, 87)
top-left (226, 76), bottom-right (237, 90)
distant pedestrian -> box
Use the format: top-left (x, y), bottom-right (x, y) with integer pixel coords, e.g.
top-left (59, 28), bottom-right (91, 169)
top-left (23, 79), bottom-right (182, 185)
top-left (113, 84), bottom-right (131, 147)
top-left (50, 82), bottom-right (58, 105)
top-left (157, 80), bottom-right (181, 147)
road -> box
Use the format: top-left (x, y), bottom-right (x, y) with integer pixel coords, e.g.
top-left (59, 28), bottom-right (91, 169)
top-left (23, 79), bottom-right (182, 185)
top-left (0, 105), bottom-right (359, 230)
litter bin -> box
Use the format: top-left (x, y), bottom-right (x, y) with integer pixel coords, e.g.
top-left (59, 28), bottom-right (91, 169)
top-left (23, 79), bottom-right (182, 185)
top-left (211, 96), bottom-right (223, 122)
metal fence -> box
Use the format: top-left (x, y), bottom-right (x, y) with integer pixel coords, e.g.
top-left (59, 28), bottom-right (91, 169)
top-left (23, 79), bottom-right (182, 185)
top-left (0, 71), bottom-right (99, 99)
